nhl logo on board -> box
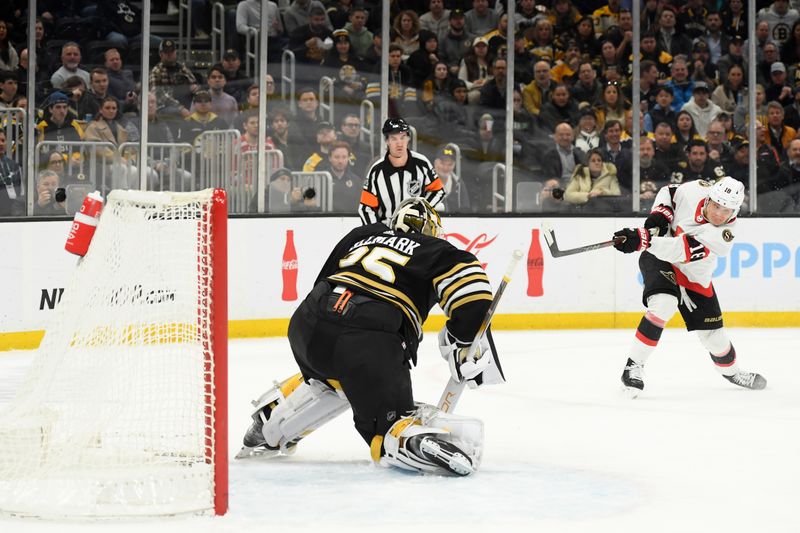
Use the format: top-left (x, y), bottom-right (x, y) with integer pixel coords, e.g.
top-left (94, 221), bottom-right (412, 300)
top-left (722, 229), bottom-right (734, 242)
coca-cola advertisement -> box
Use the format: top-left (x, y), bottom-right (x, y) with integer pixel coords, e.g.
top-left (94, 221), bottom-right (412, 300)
top-left (527, 228), bottom-right (544, 297)
top-left (281, 229), bottom-right (298, 301)
top-left (442, 232), bottom-right (497, 269)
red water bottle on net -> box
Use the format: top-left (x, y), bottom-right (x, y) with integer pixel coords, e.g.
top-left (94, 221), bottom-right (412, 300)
top-left (527, 228), bottom-right (544, 297)
top-left (65, 191), bottom-right (104, 257)
top-left (282, 229), bottom-right (298, 301)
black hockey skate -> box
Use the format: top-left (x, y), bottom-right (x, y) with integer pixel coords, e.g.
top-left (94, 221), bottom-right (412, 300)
top-left (242, 409), bottom-right (271, 448)
top-left (621, 358), bottom-right (644, 398)
top-left (724, 371), bottom-right (767, 390)
top-left (407, 435), bottom-right (474, 476)
top-left (237, 409), bottom-right (280, 459)
top-left (237, 407), bottom-right (300, 459)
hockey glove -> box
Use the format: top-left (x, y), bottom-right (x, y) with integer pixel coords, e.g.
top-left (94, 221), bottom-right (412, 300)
top-left (613, 227), bottom-right (651, 254)
top-left (644, 204), bottom-right (674, 237)
top-left (438, 327), bottom-right (505, 389)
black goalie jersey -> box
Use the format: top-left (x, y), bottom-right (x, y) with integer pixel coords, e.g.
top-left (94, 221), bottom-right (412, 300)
top-left (316, 223), bottom-right (493, 347)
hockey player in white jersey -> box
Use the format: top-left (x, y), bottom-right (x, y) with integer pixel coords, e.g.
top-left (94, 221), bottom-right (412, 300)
top-left (612, 176), bottom-right (767, 397)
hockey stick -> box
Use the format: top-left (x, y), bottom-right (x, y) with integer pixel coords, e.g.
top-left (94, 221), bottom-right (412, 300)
top-left (541, 222), bottom-right (623, 258)
top-left (542, 224), bottom-right (659, 258)
top-left (437, 249), bottom-right (523, 414)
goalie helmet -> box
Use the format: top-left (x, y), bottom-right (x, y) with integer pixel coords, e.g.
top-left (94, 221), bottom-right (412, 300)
top-left (708, 176), bottom-right (744, 216)
top-left (389, 197), bottom-right (442, 238)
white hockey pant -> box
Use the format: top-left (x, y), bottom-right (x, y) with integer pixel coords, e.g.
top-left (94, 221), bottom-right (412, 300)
top-left (379, 404), bottom-right (484, 474)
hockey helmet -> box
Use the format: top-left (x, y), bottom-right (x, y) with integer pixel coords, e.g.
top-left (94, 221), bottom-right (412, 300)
top-left (382, 118), bottom-right (411, 138)
top-left (390, 197), bottom-right (442, 238)
top-left (708, 176), bottom-right (744, 215)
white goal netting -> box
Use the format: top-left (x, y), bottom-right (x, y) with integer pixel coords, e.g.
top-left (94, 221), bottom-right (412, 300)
top-left (0, 189), bottom-right (227, 518)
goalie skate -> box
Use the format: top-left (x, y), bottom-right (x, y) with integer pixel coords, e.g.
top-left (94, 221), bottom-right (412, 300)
top-left (235, 412), bottom-right (299, 459)
top-left (724, 371), bottom-right (767, 390)
top-left (235, 441), bottom-right (297, 459)
top-left (621, 358), bottom-right (644, 398)
top-left (407, 435), bottom-right (474, 476)
top-left (235, 402), bottom-right (301, 460)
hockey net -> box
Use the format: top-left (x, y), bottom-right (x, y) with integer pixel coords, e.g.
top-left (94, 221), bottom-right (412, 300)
top-left (0, 188), bottom-right (228, 518)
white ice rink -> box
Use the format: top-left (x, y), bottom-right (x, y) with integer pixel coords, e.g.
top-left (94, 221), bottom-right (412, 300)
top-left (1, 328), bottom-right (798, 533)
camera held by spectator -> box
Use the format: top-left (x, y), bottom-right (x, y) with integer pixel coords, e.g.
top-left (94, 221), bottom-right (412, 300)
top-left (35, 170), bottom-right (67, 215)
top-left (48, 187), bottom-right (67, 204)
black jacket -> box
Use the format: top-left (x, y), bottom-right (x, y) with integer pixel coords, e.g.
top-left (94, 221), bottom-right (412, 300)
top-left (539, 145), bottom-right (587, 182)
top-left (0, 155), bottom-right (23, 216)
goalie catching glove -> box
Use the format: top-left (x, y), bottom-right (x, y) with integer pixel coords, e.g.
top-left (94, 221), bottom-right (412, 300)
top-left (438, 327), bottom-right (505, 389)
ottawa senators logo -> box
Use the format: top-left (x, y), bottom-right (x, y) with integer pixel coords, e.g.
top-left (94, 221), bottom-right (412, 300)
top-left (722, 229), bottom-right (734, 242)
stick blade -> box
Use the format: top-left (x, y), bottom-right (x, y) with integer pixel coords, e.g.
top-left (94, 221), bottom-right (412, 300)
top-left (540, 223), bottom-right (563, 257)
top-left (541, 222), bottom-right (554, 245)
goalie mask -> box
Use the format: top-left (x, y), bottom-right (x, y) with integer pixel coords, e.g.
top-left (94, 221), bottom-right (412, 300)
top-left (389, 197), bottom-right (442, 238)
top-left (707, 176), bottom-right (744, 220)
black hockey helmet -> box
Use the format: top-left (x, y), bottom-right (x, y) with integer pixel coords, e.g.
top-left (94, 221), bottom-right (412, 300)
top-left (389, 197), bottom-right (442, 238)
top-left (382, 117), bottom-right (411, 138)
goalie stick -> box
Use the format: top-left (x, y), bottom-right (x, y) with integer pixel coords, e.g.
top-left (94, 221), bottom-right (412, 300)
top-left (437, 250), bottom-right (523, 414)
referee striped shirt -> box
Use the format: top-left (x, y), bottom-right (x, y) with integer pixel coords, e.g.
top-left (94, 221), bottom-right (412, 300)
top-left (358, 149), bottom-right (444, 225)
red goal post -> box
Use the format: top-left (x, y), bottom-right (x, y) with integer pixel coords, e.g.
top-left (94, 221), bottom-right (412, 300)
top-left (0, 188), bottom-right (228, 518)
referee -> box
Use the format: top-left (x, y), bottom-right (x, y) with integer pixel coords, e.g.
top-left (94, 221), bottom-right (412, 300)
top-left (358, 118), bottom-right (444, 225)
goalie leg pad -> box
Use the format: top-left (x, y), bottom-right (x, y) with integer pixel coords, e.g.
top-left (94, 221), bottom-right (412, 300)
top-left (379, 404), bottom-right (484, 476)
top-left (261, 378), bottom-right (350, 451)
top-left (241, 373), bottom-right (305, 449)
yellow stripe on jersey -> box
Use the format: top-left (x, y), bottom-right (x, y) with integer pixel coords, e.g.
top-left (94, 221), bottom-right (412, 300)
top-left (440, 273), bottom-right (490, 305)
top-left (448, 292), bottom-right (493, 314)
top-left (433, 260), bottom-right (482, 288)
top-left (330, 272), bottom-right (421, 318)
top-left (328, 273), bottom-right (422, 334)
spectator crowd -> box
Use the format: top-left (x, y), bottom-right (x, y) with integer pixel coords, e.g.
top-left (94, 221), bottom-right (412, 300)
top-left (2, 0), bottom-right (800, 217)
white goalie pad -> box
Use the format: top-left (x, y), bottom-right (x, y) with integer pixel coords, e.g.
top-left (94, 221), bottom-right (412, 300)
top-left (262, 379), bottom-right (350, 451)
top-left (381, 404), bottom-right (484, 475)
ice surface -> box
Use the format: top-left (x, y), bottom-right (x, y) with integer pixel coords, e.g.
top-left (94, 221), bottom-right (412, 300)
top-left (1, 329), bottom-right (798, 533)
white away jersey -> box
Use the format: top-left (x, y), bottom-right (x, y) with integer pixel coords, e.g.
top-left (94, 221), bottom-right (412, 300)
top-left (646, 180), bottom-right (737, 294)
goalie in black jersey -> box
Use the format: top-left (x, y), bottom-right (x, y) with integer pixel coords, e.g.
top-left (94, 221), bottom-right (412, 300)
top-left (237, 197), bottom-right (504, 475)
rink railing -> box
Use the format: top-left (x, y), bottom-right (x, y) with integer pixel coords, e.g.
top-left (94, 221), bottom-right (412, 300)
top-left (30, 138), bottom-right (329, 215)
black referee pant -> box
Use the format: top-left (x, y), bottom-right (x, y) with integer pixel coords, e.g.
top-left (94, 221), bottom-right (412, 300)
top-left (287, 281), bottom-right (415, 446)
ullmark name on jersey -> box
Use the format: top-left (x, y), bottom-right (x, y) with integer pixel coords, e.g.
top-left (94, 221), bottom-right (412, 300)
top-left (350, 233), bottom-right (422, 256)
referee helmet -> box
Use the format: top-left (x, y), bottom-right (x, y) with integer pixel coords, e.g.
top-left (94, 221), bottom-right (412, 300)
top-left (382, 118), bottom-right (411, 138)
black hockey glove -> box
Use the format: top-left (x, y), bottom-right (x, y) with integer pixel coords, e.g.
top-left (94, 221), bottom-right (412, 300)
top-left (644, 204), bottom-right (674, 237)
top-left (613, 227), bottom-right (651, 254)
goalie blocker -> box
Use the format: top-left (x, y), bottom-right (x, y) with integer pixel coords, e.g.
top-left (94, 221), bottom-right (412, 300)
top-left (238, 198), bottom-right (504, 475)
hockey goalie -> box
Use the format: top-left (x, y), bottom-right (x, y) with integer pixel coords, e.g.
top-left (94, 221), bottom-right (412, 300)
top-left (237, 197), bottom-right (505, 475)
